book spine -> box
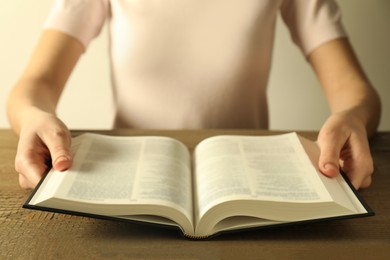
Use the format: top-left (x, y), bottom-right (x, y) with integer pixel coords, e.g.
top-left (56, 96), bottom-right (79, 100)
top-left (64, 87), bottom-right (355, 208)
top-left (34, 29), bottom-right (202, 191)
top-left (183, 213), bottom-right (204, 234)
top-left (183, 233), bottom-right (210, 240)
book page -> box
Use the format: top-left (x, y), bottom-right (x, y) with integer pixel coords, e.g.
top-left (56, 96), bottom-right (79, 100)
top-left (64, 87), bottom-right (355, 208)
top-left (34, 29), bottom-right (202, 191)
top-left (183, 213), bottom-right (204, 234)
top-left (298, 136), bottom-right (368, 213)
top-left (194, 133), bottom-right (332, 218)
top-left (41, 134), bottom-right (193, 220)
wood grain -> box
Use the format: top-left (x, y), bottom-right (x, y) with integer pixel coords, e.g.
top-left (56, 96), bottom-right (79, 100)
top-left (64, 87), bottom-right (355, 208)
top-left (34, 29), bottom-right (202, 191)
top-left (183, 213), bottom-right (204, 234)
top-left (1, 129), bottom-right (389, 259)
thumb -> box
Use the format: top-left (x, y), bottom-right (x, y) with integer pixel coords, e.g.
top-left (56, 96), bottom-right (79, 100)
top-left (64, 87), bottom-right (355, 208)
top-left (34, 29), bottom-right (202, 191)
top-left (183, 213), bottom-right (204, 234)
top-left (42, 129), bottom-right (73, 171)
top-left (317, 133), bottom-right (345, 178)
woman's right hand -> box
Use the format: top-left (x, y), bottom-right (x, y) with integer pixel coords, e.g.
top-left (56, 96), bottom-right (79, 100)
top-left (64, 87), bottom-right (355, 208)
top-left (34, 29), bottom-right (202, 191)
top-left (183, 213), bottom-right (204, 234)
top-left (15, 109), bottom-right (73, 189)
top-left (6, 30), bottom-right (85, 189)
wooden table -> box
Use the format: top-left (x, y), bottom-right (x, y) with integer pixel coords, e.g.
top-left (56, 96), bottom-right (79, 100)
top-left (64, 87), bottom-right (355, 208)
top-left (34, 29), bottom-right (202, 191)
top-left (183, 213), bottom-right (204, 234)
top-left (1, 129), bottom-right (389, 259)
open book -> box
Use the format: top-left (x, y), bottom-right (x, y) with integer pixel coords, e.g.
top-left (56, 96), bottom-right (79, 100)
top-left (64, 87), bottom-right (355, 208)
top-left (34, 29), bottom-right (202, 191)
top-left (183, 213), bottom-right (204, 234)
top-left (24, 132), bottom-right (373, 239)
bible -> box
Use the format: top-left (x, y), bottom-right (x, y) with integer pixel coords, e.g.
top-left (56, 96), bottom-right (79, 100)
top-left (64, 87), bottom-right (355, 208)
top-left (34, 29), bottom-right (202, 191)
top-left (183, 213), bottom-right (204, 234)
top-left (24, 132), bottom-right (373, 239)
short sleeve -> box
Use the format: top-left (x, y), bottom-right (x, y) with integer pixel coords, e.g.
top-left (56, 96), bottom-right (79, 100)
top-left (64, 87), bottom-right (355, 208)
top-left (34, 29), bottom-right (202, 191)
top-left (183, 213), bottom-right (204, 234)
top-left (280, 0), bottom-right (347, 57)
top-left (44, 0), bottom-right (109, 48)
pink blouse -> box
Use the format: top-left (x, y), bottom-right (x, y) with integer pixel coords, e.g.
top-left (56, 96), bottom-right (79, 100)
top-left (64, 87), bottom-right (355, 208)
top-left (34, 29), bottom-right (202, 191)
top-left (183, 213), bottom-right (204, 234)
top-left (45, 0), bottom-right (346, 129)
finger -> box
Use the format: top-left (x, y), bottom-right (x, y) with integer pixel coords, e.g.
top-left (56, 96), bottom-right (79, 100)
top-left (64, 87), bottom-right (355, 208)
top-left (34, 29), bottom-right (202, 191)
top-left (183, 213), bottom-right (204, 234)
top-left (16, 133), bottom-right (51, 188)
top-left (15, 148), bottom-right (49, 189)
top-left (359, 176), bottom-right (373, 189)
top-left (351, 175), bottom-right (372, 190)
top-left (317, 130), bottom-right (345, 178)
top-left (19, 173), bottom-right (36, 190)
top-left (342, 135), bottom-right (374, 189)
top-left (39, 128), bottom-right (73, 171)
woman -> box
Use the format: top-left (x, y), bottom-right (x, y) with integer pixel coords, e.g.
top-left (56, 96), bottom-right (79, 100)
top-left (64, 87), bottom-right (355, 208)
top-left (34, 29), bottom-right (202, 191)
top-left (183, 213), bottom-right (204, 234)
top-left (7, 0), bottom-right (381, 189)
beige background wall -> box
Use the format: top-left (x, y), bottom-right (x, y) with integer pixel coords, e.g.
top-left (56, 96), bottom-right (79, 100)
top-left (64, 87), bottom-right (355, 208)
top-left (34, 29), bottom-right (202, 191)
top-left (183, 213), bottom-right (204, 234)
top-left (1, 0), bottom-right (389, 131)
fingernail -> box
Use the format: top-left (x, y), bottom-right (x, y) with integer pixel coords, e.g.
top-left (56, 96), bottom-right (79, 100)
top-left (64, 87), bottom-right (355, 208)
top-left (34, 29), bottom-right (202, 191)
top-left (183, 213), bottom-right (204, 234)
top-left (325, 163), bottom-right (338, 171)
top-left (54, 155), bottom-right (71, 171)
top-left (54, 155), bottom-right (70, 164)
top-left (324, 163), bottom-right (339, 176)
